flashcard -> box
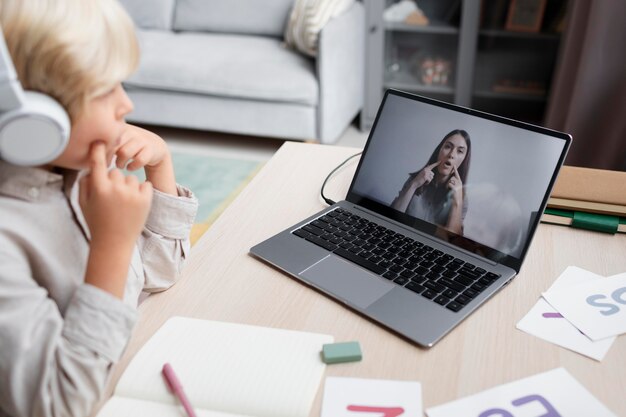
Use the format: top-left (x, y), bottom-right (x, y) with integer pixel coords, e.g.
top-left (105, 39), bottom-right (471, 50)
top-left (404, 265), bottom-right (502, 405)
top-left (544, 272), bottom-right (626, 341)
top-left (516, 266), bottom-right (615, 360)
top-left (426, 368), bottom-right (616, 417)
top-left (321, 377), bottom-right (422, 417)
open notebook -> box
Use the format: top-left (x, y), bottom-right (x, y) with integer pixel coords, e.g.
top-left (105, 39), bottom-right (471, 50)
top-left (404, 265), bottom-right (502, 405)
top-left (97, 317), bottom-right (333, 417)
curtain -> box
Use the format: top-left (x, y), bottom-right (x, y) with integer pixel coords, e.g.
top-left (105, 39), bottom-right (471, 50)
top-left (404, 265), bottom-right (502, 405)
top-left (545, 0), bottom-right (626, 171)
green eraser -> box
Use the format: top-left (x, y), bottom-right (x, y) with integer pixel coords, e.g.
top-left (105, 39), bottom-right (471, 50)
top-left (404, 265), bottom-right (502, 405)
top-left (322, 341), bottom-right (362, 364)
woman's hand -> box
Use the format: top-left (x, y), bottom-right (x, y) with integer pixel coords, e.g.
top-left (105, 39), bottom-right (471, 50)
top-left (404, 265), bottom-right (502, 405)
top-left (447, 165), bottom-right (463, 205)
top-left (444, 166), bottom-right (464, 235)
top-left (391, 161), bottom-right (440, 212)
top-left (115, 124), bottom-right (177, 195)
top-left (410, 161), bottom-right (440, 189)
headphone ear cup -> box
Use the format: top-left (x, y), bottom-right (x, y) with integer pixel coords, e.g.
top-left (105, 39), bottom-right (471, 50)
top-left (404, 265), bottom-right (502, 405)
top-left (0, 91), bottom-right (70, 166)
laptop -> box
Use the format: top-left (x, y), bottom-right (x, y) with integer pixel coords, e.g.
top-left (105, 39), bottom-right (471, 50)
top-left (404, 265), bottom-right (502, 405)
top-left (250, 89), bottom-right (571, 347)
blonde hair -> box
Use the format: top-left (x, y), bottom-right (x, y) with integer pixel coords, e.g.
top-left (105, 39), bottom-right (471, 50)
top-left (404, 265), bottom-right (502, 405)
top-left (0, 0), bottom-right (139, 119)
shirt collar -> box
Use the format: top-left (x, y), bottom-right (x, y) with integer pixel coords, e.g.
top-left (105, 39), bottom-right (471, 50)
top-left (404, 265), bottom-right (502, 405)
top-left (0, 160), bottom-right (77, 202)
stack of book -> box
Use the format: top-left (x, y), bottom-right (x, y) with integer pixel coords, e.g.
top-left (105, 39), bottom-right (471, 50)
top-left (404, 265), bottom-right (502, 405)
top-left (543, 166), bottom-right (626, 234)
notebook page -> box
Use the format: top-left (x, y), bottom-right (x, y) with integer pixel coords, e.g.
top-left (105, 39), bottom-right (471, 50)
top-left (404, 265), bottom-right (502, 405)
top-left (114, 317), bottom-right (333, 417)
top-left (97, 396), bottom-right (254, 417)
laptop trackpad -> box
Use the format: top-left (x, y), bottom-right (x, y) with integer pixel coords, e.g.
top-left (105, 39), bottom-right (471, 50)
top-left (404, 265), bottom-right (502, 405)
top-left (300, 255), bottom-right (394, 309)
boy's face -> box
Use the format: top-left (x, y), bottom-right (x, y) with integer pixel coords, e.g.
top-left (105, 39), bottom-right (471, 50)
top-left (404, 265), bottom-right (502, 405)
top-left (51, 84), bottom-right (134, 170)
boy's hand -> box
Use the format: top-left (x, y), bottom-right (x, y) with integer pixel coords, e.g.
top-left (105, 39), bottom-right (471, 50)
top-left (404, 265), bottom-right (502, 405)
top-left (115, 124), bottom-right (169, 171)
top-left (79, 142), bottom-right (153, 250)
top-left (115, 124), bottom-right (177, 195)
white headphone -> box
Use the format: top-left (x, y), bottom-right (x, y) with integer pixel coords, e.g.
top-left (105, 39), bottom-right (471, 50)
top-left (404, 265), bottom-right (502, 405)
top-left (0, 27), bottom-right (70, 166)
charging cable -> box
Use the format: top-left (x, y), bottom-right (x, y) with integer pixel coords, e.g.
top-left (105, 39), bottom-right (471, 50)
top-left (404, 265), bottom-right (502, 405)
top-left (320, 152), bottom-right (362, 206)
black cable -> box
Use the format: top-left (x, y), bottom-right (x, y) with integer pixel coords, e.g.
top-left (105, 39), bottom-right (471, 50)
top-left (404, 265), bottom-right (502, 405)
top-left (320, 152), bottom-right (362, 206)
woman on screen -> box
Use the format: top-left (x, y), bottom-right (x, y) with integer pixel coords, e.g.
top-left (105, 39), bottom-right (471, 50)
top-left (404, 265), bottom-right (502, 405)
top-left (391, 129), bottom-right (471, 235)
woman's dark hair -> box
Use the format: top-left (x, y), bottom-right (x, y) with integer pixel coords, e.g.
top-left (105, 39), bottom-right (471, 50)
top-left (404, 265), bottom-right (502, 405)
top-left (423, 129), bottom-right (471, 184)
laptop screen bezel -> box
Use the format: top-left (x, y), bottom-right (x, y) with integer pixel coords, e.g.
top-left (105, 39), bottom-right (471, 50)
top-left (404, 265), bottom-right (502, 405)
top-left (345, 89), bottom-right (572, 272)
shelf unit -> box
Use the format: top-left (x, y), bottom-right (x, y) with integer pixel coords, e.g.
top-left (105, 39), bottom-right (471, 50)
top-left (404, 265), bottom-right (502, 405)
top-left (361, 0), bottom-right (569, 129)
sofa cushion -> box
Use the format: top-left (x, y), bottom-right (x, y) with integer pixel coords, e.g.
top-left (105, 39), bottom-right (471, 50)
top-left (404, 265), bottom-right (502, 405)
top-left (173, 0), bottom-right (294, 37)
top-left (118, 0), bottom-right (175, 30)
top-left (125, 30), bottom-right (318, 106)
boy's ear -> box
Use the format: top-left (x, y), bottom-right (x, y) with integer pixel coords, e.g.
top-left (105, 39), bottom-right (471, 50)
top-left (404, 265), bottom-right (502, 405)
top-left (0, 29), bottom-right (70, 166)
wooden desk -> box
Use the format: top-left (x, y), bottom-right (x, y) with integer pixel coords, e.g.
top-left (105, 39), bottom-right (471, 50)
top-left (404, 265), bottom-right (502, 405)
top-left (103, 142), bottom-right (626, 415)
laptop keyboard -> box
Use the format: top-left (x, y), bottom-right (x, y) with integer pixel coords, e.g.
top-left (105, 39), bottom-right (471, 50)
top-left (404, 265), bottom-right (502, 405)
top-left (292, 208), bottom-right (501, 313)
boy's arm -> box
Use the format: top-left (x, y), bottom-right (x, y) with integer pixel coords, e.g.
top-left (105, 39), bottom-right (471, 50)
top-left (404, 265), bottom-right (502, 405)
top-left (0, 243), bottom-right (137, 417)
top-left (114, 124), bottom-right (199, 291)
top-left (139, 185), bottom-right (198, 292)
top-left (144, 154), bottom-right (177, 196)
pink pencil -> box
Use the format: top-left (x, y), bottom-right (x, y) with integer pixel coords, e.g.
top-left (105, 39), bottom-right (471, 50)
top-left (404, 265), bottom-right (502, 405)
top-left (162, 363), bottom-right (198, 417)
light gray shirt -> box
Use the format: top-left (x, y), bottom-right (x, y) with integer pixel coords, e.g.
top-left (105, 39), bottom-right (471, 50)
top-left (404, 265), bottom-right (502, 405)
top-left (402, 182), bottom-right (468, 230)
top-left (406, 192), bottom-right (440, 224)
top-left (0, 161), bottom-right (198, 417)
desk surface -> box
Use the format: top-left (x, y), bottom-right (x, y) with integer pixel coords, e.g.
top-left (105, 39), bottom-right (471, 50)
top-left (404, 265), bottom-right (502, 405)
top-left (102, 142), bottom-right (626, 415)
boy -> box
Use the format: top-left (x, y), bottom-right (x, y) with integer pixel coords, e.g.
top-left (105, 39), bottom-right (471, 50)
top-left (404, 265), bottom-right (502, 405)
top-left (0, 0), bottom-right (198, 416)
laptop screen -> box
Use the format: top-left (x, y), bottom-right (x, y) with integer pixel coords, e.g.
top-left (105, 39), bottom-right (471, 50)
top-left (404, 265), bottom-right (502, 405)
top-left (347, 90), bottom-right (571, 271)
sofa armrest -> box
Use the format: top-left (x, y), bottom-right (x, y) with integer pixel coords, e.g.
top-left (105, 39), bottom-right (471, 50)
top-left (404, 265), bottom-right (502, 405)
top-left (317, 2), bottom-right (365, 144)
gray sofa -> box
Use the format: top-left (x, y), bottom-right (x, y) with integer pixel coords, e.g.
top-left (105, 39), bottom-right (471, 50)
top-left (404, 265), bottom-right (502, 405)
top-left (119, 0), bottom-right (364, 144)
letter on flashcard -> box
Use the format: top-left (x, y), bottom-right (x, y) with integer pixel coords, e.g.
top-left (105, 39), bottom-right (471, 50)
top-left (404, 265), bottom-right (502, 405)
top-left (512, 394), bottom-right (562, 417)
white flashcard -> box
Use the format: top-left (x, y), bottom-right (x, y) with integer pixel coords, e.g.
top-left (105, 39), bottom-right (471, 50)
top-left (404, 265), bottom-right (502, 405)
top-left (516, 266), bottom-right (615, 360)
top-left (426, 368), bottom-right (616, 417)
top-left (543, 272), bottom-right (626, 341)
top-left (321, 376), bottom-right (422, 417)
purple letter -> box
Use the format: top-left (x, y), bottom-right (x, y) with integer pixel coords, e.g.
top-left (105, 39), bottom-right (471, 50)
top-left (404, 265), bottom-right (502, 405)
top-left (478, 409), bottom-right (514, 417)
top-left (512, 394), bottom-right (562, 417)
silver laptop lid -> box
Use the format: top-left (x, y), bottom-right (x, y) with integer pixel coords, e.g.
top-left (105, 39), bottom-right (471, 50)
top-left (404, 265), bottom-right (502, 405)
top-left (346, 90), bottom-right (571, 272)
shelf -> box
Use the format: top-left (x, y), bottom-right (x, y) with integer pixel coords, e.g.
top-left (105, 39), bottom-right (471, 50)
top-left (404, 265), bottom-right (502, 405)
top-left (386, 81), bottom-right (454, 95)
top-left (479, 29), bottom-right (561, 41)
top-left (362, 0), bottom-right (568, 130)
top-left (474, 90), bottom-right (547, 101)
top-left (385, 68), bottom-right (455, 94)
top-left (385, 20), bottom-right (459, 35)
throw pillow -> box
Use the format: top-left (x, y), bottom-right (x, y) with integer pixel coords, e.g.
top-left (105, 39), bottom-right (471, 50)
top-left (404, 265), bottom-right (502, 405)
top-left (285, 0), bottom-right (355, 57)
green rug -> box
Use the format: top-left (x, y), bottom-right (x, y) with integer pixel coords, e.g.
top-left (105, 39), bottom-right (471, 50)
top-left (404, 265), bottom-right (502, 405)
top-left (128, 152), bottom-right (263, 245)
